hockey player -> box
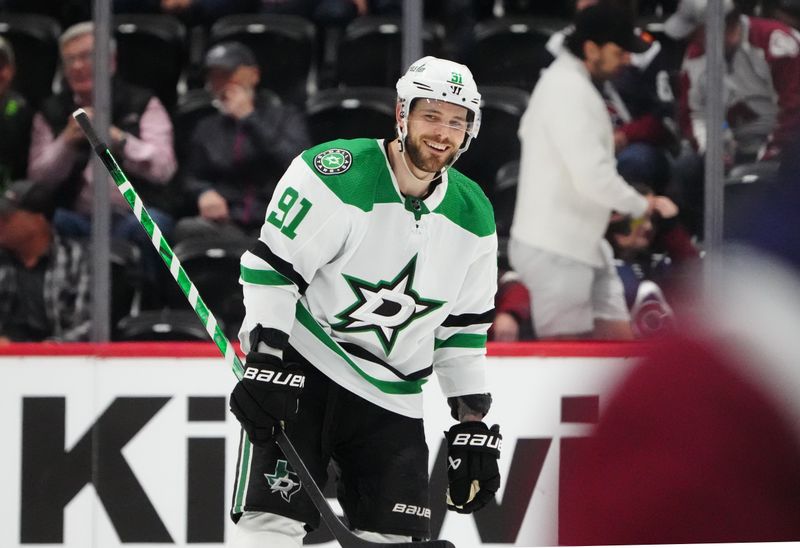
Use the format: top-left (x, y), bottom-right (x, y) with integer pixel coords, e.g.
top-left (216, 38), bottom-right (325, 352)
top-left (227, 57), bottom-right (501, 547)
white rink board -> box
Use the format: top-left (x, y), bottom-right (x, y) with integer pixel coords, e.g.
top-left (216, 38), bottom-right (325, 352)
top-left (0, 352), bottom-right (639, 547)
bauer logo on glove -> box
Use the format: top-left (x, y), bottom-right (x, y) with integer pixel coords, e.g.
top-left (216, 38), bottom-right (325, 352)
top-left (444, 422), bottom-right (502, 514)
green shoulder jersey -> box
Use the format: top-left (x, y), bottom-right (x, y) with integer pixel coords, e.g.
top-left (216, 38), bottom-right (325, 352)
top-left (239, 138), bottom-right (497, 418)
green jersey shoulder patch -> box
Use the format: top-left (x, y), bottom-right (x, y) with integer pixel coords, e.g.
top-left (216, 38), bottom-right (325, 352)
top-left (302, 138), bottom-right (401, 212)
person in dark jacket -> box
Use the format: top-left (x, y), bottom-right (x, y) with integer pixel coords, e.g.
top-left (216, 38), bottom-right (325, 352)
top-left (0, 37), bottom-right (33, 190)
top-left (0, 180), bottom-right (91, 343)
top-left (175, 42), bottom-right (311, 241)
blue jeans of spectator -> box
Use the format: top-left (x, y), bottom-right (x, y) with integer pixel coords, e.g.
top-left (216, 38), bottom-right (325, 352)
top-left (53, 207), bottom-right (175, 282)
top-left (616, 142), bottom-right (671, 193)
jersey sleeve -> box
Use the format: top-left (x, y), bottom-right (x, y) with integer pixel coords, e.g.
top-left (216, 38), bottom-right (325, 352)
top-left (238, 156), bottom-right (350, 353)
top-left (433, 233), bottom-right (498, 397)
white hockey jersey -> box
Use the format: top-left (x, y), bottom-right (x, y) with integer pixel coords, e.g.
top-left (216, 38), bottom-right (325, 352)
top-left (238, 138), bottom-right (498, 418)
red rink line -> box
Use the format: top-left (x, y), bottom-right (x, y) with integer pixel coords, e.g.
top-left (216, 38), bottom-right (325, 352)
top-left (0, 341), bottom-right (652, 358)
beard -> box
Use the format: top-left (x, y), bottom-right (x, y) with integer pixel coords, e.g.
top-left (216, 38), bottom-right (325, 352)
top-left (405, 132), bottom-right (459, 174)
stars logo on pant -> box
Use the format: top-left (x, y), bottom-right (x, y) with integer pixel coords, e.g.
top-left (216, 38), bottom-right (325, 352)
top-left (265, 460), bottom-right (301, 502)
top-left (333, 255), bottom-right (445, 355)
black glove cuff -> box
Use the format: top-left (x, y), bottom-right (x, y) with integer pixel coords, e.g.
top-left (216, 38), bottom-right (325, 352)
top-left (248, 324), bottom-right (290, 352)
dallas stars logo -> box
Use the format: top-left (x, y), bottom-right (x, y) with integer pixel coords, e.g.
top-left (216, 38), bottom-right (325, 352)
top-left (265, 460), bottom-right (301, 502)
top-left (333, 255), bottom-right (444, 355)
top-left (313, 148), bottom-right (353, 175)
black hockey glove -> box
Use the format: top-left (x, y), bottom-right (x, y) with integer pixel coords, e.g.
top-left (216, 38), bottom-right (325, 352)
top-left (229, 351), bottom-right (305, 446)
top-left (444, 421), bottom-right (502, 514)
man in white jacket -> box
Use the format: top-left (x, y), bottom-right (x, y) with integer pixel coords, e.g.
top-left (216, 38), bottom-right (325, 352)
top-left (510, 3), bottom-right (676, 339)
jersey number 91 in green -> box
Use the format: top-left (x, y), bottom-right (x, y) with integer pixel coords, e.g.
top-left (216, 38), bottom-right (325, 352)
top-left (266, 186), bottom-right (313, 240)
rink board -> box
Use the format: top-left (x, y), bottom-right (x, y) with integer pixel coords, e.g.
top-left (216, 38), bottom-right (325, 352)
top-left (0, 342), bottom-right (644, 547)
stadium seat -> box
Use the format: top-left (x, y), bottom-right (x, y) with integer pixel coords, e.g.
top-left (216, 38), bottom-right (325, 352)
top-left (470, 17), bottom-right (561, 93)
top-left (161, 236), bottom-right (254, 339)
top-left (306, 87), bottom-right (396, 144)
top-left (723, 160), bottom-right (780, 237)
top-left (0, 13), bottom-right (60, 108)
top-left (503, 0), bottom-right (573, 18)
top-left (335, 16), bottom-right (445, 88)
top-left (113, 14), bottom-right (187, 110)
top-left (115, 309), bottom-right (213, 342)
top-left (209, 14), bottom-right (315, 107)
top-left (493, 160), bottom-right (519, 239)
top-left (455, 86), bottom-right (529, 200)
top-left (172, 88), bottom-right (216, 163)
top-left (110, 238), bottom-right (145, 337)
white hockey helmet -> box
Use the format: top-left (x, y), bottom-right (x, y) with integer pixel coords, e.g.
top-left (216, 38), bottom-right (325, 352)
top-left (396, 56), bottom-right (482, 161)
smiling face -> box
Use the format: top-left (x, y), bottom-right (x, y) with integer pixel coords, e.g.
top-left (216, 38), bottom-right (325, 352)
top-left (401, 99), bottom-right (469, 174)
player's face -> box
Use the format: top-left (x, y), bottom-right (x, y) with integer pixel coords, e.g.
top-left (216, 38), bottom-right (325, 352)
top-left (62, 34), bottom-right (95, 97)
top-left (404, 99), bottom-right (469, 173)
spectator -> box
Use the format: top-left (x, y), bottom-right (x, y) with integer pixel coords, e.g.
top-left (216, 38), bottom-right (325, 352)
top-left (175, 42), bottom-right (310, 241)
top-left (509, 4), bottom-right (676, 340)
top-left (0, 37), bottom-right (33, 190)
top-left (546, 0), bottom-right (682, 193)
top-left (489, 269), bottom-right (534, 341)
top-left (27, 22), bottom-right (177, 259)
top-left (0, 180), bottom-right (91, 343)
top-left (606, 183), bottom-right (698, 337)
top-left (676, 0), bottom-right (800, 163)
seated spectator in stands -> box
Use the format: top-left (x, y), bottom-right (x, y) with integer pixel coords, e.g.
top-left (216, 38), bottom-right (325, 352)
top-left (0, 37), bottom-right (33, 190)
top-left (546, 0), bottom-right (681, 193)
top-left (113, 0), bottom-right (254, 28)
top-left (27, 22), bottom-right (177, 256)
top-left (174, 42), bottom-right (310, 241)
top-left (606, 183), bottom-right (698, 337)
top-left (676, 0), bottom-right (800, 163)
top-left (489, 269), bottom-right (534, 342)
top-left (0, 180), bottom-right (91, 343)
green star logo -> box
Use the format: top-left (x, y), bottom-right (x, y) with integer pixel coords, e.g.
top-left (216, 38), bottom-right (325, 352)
top-left (313, 148), bottom-right (353, 175)
top-left (332, 255), bottom-right (445, 355)
top-left (265, 460), bottom-right (301, 502)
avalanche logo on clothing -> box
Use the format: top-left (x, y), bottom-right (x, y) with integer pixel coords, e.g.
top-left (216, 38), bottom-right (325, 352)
top-left (313, 148), bottom-right (353, 175)
top-left (265, 460), bottom-right (301, 502)
top-left (333, 255), bottom-right (445, 355)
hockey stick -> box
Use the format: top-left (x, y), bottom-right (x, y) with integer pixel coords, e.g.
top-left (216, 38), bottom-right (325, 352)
top-left (72, 109), bottom-right (454, 548)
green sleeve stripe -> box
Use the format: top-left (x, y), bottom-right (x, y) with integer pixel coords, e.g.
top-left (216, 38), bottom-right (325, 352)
top-left (295, 303), bottom-right (425, 395)
top-left (434, 333), bottom-right (487, 350)
top-left (240, 265), bottom-right (294, 286)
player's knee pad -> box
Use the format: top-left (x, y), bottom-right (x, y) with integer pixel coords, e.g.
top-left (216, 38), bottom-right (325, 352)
top-left (230, 511), bottom-right (305, 548)
top-left (354, 529), bottom-right (413, 543)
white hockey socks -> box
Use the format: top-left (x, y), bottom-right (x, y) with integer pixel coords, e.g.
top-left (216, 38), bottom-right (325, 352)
top-left (229, 512), bottom-right (305, 548)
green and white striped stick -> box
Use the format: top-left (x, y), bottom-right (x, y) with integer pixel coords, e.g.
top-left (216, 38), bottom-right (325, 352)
top-left (72, 108), bottom-right (244, 379)
top-left (72, 108), bottom-right (455, 548)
